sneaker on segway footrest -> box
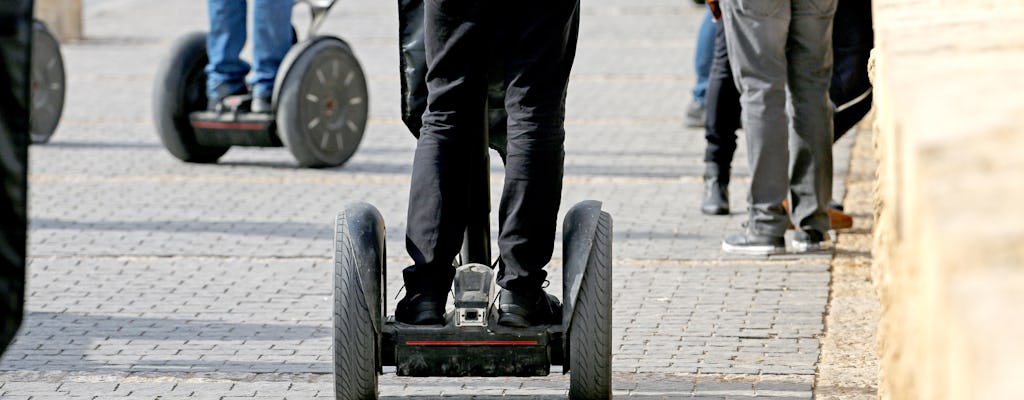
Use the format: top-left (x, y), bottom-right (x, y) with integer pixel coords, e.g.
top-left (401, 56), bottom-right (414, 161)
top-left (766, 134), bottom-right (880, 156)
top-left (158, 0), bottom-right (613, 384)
top-left (497, 288), bottom-right (562, 328)
top-left (395, 291), bottom-right (447, 325)
top-left (251, 96), bottom-right (272, 114)
top-left (208, 87), bottom-right (249, 112)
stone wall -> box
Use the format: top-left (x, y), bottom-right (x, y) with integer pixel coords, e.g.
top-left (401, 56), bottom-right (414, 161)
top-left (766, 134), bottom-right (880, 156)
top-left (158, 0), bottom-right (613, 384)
top-left (871, 1), bottom-right (1024, 398)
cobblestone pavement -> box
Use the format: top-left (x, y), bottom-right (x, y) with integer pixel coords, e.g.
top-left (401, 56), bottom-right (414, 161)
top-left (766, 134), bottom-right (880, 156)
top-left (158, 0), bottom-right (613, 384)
top-left (1, 0), bottom-right (855, 398)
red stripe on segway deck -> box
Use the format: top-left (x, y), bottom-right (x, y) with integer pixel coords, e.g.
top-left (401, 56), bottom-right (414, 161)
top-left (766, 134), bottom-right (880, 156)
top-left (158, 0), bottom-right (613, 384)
top-left (406, 340), bottom-right (539, 346)
top-left (192, 121), bottom-right (266, 130)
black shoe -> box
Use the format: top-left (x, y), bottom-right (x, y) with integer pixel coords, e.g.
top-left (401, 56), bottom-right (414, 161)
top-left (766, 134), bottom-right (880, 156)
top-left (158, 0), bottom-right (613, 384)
top-left (251, 96), bottom-right (272, 114)
top-left (395, 291), bottom-right (447, 325)
top-left (701, 163), bottom-right (729, 215)
top-left (207, 86), bottom-right (248, 112)
top-left (792, 229), bottom-right (832, 252)
top-left (721, 231), bottom-right (785, 255)
top-left (497, 289), bottom-right (562, 328)
top-left (702, 178), bottom-right (729, 215)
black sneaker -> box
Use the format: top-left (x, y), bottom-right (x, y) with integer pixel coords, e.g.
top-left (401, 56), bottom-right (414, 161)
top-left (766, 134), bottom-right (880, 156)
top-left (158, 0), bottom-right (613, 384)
top-left (793, 229), bottom-right (832, 252)
top-left (395, 291), bottom-right (447, 325)
top-left (701, 163), bottom-right (729, 215)
top-left (721, 231), bottom-right (785, 255)
top-left (497, 289), bottom-right (562, 328)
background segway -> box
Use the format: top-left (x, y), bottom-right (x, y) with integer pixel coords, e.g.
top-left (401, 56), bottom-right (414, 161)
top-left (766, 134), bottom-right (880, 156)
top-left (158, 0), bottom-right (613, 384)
top-left (563, 205), bottom-right (614, 399)
top-left (333, 202), bottom-right (385, 400)
top-left (276, 37), bottom-right (368, 168)
top-left (152, 32), bottom-right (230, 163)
top-left (29, 21), bottom-right (65, 144)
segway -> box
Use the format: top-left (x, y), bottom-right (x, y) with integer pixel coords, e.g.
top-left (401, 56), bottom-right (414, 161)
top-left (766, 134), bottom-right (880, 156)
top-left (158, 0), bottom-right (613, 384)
top-left (152, 0), bottom-right (368, 168)
top-left (335, 157), bottom-right (613, 399)
top-left (29, 20), bottom-right (66, 144)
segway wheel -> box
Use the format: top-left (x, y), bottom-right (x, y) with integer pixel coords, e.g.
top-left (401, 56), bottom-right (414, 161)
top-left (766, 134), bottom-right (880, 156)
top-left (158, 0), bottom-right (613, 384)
top-left (277, 37), bottom-right (368, 168)
top-left (567, 211), bottom-right (613, 400)
top-left (29, 21), bottom-right (65, 144)
top-left (152, 32), bottom-right (229, 163)
top-left (333, 202), bottom-right (385, 400)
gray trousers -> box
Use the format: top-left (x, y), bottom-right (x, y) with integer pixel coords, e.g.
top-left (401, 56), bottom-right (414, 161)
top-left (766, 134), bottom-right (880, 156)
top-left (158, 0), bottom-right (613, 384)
top-left (722, 0), bottom-right (837, 236)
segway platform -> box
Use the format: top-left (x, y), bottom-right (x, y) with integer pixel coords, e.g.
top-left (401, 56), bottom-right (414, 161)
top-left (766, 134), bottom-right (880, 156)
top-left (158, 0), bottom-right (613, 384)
top-left (377, 263), bottom-right (562, 377)
top-left (189, 98), bottom-right (280, 148)
top-left (383, 318), bottom-right (563, 377)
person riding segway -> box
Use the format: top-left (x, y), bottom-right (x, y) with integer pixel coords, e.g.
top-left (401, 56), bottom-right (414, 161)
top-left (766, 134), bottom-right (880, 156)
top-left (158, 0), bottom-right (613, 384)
top-left (153, 0), bottom-right (369, 168)
top-left (332, 0), bottom-right (613, 398)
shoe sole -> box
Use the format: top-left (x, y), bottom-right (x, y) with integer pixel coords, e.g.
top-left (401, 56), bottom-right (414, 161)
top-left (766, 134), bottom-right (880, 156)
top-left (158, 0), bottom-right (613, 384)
top-left (701, 207), bottom-right (729, 216)
top-left (721, 242), bottom-right (785, 255)
top-left (792, 241), bottom-right (833, 253)
top-left (497, 314), bottom-right (530, 328)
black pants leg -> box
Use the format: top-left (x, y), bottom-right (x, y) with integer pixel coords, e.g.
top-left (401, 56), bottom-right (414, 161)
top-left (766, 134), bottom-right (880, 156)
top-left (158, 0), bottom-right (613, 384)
top-left (703, 21), bottom-right (740, 171)
top-left (495, 0), bottom-right (579, 293)
top-left (404, 0), bottom-right (580, 294)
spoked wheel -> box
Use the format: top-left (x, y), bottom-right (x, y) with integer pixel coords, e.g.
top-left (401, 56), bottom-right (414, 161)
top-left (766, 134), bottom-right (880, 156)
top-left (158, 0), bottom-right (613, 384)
top-left (29, 21), bottom-right (65, 144)
top-left (152, 31), bottom-right (229, 163)
top-left (277, 37), bottom-right (368, 168)
top-left (562, 201), bottom-right (613, 400)
top-left (333, 202), bottom-right (385, 400)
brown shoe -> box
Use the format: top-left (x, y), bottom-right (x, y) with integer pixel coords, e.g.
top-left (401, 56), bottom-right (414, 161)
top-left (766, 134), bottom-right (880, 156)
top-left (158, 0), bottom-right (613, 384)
top-left (782, 199), bottom-right (854, 230)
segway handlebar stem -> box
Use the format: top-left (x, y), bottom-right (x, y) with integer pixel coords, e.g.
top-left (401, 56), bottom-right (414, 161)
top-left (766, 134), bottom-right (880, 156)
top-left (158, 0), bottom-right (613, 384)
top-left (294, 0), bottom-right (337, 37)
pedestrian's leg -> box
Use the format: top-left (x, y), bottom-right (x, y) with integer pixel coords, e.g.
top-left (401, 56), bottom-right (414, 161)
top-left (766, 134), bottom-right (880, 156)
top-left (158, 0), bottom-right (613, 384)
top-left (786, 0), bottom-right (836, 233)
top-left (205, 0), bottom-right (250, 100)
top-left (495, 0), bottom-right (579, 293)
top-left (404, 0), bottom-right (489, 295)
top-left (704, 20), bottom-right (741, 170)
top-left (722, 0), bottom-right (792, 237)
top-left (250, 0), bottom-right (293, 100)
top-left (692, 9), bottom-right (716, 105)
top-left (701, 20), bottom-right (741, 215)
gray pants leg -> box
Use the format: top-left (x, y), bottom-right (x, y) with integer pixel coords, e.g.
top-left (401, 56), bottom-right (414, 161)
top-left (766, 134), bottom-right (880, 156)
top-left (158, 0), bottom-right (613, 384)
top-left (722, 0), bottom-right (836, 236)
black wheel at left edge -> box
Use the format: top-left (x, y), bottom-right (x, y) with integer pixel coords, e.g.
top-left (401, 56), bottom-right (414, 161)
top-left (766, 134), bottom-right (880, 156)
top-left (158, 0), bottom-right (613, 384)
top-left (277, 37), bottom-right (368, 168)
top-left (29, 21), bottom-right (65, 144)
top-left (334, 202), bottom-right (385, 400)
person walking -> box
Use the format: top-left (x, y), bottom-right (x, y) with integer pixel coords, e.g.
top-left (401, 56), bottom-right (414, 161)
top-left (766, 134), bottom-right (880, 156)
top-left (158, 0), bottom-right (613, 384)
top-left (712, 0), bottom-right (838, 254)
top-left (700, 0), bottom-right (871, 222)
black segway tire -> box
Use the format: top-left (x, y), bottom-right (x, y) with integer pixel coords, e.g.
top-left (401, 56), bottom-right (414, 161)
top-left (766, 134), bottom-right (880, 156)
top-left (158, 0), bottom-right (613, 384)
top-left (333, 202), bottom-right (385, 400)
top-left (276, 37), bottom-right (368, 168)
top-left (29, 21), bottom-right (65, 144)
top-left (152, 32), bottom-right (229, 163)
top-left (568, 211), bottom-right (613, 400)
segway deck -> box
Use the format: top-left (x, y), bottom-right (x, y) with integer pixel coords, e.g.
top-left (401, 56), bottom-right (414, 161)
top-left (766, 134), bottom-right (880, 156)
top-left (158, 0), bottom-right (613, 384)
top-left (189, 111), bottom-right (281, 148)
top-left (382, 316), bottom-right (564, 377)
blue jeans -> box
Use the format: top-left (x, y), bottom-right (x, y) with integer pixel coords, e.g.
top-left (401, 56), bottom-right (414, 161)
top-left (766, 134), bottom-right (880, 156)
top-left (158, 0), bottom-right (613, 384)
top-left (205, 0), bottom-right (293, 100)
top-left (691, 8), bottom-right (715, 105)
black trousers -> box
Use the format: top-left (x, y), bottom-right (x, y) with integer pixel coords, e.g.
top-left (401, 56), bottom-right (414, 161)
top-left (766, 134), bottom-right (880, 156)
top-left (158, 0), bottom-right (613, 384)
top-left (703, 0), bottom-right (873, 173)
top-left (0, 0), bottom-right (33, 356)
top-left (404, 0), bottom-right (580, 294)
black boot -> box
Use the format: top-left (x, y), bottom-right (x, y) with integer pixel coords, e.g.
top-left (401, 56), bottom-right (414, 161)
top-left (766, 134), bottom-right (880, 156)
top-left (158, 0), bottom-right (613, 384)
top-left (701, 162), bottom-right (729, 215)
top-left (497, 289), bottom-right (562, 328)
